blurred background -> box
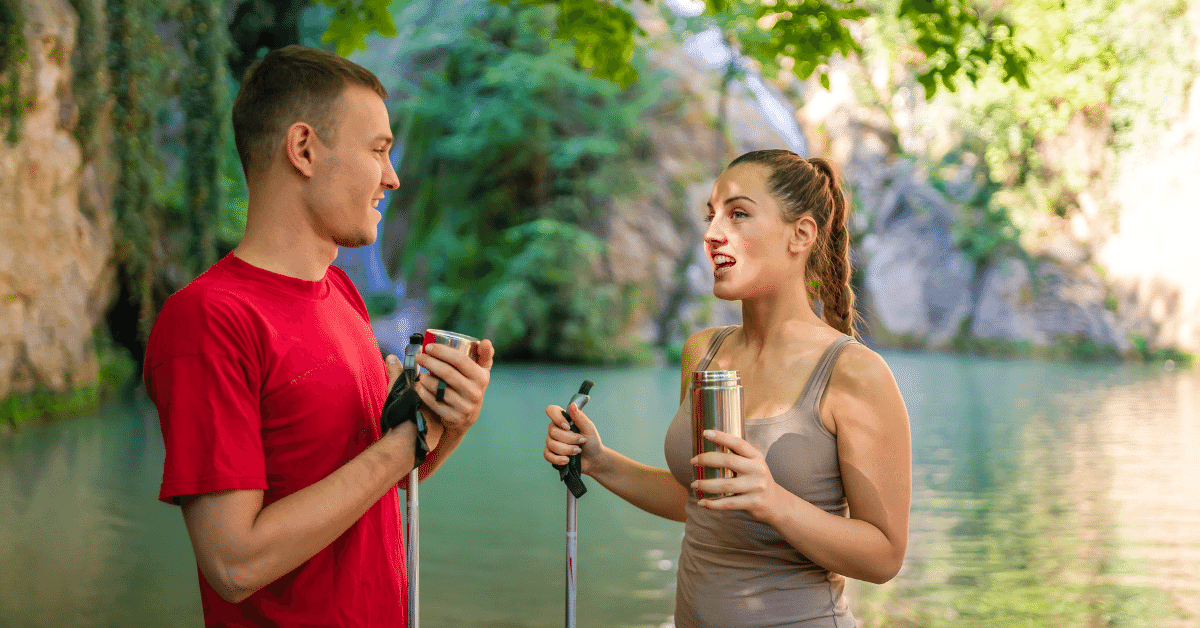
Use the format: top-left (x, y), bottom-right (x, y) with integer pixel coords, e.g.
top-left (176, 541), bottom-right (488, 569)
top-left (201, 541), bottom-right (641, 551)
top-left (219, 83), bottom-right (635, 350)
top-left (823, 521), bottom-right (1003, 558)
top-left (1, 0), bottom-right (1198, 626)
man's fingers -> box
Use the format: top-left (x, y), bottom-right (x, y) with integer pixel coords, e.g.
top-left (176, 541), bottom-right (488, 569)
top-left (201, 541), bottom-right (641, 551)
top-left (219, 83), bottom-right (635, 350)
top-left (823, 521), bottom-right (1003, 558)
top-left (415, 348), bottom-right (482, 401)
top-left (474, 339), bottom-right (495, 369)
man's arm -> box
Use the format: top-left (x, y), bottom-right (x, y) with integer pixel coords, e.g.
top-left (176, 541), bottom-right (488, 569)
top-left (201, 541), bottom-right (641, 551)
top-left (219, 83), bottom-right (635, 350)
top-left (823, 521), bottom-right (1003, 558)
top-left (179, 357), bottom-right (433, 604)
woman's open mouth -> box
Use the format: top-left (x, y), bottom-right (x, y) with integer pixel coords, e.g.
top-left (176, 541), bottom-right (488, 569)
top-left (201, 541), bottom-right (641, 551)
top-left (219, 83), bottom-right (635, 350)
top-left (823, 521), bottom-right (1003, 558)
top-left (713, 253), bottom-right (736, 275)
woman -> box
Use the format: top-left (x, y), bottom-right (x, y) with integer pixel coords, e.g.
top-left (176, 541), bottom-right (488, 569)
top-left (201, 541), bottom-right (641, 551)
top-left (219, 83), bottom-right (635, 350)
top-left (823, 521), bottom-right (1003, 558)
top-left (543, 149), bottom-right (911, 627)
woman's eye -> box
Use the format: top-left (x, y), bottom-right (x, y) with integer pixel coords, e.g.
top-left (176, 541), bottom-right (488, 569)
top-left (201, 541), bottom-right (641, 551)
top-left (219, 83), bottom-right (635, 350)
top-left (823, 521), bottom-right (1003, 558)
top-left (733, 210), bottom-right (748, 218)
top-left (703, 214), bottom-right (715, 223)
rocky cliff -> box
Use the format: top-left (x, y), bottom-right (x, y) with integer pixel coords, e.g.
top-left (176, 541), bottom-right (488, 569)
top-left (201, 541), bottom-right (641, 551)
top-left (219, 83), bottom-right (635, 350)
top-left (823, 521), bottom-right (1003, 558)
top-left (602, 9), bottom-right (1198, 360)
top-left (0, 0), bottom-right (114, 406)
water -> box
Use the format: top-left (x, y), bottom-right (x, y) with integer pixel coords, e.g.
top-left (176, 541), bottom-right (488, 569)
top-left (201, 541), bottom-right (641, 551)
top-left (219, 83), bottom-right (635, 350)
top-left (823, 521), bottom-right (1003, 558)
top-left (1, 352), bottom-right (1197, 628)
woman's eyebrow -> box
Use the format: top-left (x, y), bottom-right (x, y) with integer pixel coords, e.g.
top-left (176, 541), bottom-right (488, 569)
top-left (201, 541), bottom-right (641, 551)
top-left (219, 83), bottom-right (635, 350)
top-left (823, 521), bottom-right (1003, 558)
top-left (706, 195), bottom-right (758, 209)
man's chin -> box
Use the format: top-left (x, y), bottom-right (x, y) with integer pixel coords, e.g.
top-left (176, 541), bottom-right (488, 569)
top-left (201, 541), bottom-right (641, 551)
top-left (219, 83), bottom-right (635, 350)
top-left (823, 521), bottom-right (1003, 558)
top-left (333, 229), bottom-right (377, 248)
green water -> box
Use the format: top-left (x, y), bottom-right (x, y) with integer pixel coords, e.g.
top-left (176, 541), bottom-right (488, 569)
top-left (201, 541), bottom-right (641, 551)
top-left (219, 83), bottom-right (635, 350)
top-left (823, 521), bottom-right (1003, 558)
top-left (1, 352), bottom-right (1197, 628)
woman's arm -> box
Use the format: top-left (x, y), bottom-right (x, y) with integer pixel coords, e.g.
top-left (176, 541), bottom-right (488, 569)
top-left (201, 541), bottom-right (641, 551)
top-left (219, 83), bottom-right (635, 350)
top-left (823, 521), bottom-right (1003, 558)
top-left (542, 327), bottom-right (724, 522)
top-left (548, 404), bottom-right (689, 522)
top-left (693, 343), bottom-right (912, 583)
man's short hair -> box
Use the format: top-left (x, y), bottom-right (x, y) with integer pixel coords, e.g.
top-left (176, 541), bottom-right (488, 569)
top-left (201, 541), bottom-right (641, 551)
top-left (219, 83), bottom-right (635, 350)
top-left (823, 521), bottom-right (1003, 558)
top-left (232, 45), bottom-right (388, 178)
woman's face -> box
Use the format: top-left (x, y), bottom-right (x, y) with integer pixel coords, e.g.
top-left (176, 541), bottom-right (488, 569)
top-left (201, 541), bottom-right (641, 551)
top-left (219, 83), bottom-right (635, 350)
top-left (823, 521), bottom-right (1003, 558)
top-left (704, 163), bottom-right (804, 301)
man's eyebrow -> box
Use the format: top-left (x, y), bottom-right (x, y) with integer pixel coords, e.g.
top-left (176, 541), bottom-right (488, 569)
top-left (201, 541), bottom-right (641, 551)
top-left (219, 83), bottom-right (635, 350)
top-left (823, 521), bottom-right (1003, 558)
top-left (706, 195), bottom-right (758, 209)
top-left (374, 133), bottom-right (394, 145)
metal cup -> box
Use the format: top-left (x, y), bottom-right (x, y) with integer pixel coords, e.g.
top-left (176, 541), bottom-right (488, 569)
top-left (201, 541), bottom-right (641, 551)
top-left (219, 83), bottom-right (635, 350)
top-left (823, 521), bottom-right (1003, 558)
top-left (691, 370), bottom-right (744, 498)
top-left (422, 329), bottom-right (480, 361)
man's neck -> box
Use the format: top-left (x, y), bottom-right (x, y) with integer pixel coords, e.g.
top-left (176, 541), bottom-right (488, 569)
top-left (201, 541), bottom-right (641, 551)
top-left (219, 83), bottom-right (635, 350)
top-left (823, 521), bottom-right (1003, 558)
top-left (234, 184), bottom-right (338, 282)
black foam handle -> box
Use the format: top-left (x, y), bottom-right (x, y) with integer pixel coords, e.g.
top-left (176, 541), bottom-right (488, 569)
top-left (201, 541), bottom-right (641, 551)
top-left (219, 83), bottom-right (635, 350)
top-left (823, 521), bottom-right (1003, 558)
top-left (553, 380), bottom-right (593, 498)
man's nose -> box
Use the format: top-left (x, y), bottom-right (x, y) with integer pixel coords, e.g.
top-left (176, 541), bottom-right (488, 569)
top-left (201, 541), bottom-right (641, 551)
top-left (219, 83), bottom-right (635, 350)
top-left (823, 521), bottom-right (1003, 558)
top-left (383, 154), bottom-right (400, 190)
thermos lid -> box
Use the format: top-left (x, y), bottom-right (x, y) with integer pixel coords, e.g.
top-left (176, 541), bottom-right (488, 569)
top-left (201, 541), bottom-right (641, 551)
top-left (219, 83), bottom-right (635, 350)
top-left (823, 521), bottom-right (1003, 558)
top-left (692, 370), bottom-right (740, 386)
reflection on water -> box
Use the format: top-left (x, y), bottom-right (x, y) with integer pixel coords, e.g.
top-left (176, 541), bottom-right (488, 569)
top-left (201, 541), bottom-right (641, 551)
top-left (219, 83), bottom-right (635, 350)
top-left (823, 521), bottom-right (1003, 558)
top-left (0, 354), bottom-right (1197, 627)
top-left (849, 353), bottom-right (1198, 628)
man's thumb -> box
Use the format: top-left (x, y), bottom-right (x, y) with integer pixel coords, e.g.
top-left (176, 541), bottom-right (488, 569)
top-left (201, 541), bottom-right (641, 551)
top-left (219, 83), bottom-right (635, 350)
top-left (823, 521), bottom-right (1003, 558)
top-left (385, 354), bottom-right (402, 390)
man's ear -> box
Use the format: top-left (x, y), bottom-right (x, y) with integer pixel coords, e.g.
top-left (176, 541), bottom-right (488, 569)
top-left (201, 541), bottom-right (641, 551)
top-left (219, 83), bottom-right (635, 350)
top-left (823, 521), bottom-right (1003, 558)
top-left (285, 122), bottom-right (318, 178)
top-left (789, 214), bottom-right (819, 255)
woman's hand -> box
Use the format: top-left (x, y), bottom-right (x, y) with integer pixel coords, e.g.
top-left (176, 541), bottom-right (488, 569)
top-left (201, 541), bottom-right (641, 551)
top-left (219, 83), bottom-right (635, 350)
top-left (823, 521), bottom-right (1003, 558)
top-left (691, 429), bottom-right (786, 522)
top-left (543, 402), bottom-right (606, 476)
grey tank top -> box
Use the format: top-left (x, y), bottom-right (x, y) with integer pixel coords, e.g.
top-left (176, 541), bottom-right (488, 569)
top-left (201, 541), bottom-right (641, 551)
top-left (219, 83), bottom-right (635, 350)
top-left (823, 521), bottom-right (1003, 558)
top-left (664, 326), bottom-right (859, 628)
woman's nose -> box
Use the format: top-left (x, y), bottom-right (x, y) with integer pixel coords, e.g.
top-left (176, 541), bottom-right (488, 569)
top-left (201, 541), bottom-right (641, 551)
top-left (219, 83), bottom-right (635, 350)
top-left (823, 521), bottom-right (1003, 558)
top-left (704, 217), bottom-right (726, 243)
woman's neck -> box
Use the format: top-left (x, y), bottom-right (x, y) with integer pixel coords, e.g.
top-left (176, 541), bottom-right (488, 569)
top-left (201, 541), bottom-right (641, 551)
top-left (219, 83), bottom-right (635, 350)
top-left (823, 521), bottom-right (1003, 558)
top-left (738, 284), bottom-right (825, 352)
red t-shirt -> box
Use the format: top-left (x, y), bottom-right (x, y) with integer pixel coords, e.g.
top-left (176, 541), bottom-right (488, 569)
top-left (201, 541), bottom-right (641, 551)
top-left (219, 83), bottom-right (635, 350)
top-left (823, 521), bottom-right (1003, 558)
top-left (144, 253), bottom-right (407, 627)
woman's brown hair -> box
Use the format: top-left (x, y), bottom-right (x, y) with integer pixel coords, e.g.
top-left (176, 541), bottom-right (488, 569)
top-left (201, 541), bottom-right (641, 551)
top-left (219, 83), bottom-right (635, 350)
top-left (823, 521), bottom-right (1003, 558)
top-left (727, 149), bottom-right (858, 337)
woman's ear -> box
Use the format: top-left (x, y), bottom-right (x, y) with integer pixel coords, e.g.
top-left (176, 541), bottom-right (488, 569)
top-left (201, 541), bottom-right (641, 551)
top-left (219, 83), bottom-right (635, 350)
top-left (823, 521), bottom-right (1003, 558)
top-left (285, 122), bottom-right (318, 178)
top-left (789, 214), bottom-right (819, 255)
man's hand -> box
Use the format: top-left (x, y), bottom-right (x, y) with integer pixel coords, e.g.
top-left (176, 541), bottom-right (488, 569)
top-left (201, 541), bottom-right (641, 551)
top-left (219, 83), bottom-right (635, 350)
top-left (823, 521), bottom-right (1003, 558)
top-left (412, 339), bottom-right (494, 436)
top-left (382, 354), bottom-right (442, 450)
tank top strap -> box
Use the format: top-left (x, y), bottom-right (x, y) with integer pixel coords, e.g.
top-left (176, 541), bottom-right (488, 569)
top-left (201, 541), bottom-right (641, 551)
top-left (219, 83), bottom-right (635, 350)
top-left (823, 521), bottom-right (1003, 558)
top-left (799, 335), bottom-right (858, 412)
top-left (694, 326), bottom-right (739, 372)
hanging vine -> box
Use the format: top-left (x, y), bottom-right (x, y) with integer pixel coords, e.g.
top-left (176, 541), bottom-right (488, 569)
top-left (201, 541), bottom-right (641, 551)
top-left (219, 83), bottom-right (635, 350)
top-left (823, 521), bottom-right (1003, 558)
top-left (181, 0), bottom-right (231, 274)
top-left (1, 0), bottom-right (26, 145)
top-left (106, 0), bottom-right (170, 358)
top-left (69, 0), bottom-right (108, 163)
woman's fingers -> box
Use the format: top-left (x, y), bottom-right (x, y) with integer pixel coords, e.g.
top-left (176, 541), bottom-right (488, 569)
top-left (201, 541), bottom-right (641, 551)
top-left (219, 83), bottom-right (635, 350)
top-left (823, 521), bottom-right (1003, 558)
top-left (690, 450), bottom-right (756, 475)
top-left (701, 429), bottom-right (759, 458)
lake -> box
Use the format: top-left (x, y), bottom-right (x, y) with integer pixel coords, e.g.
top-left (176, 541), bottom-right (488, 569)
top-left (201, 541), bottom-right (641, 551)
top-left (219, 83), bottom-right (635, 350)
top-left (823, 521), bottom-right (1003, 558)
top-left (1, 351), bottom-right (1196, 627)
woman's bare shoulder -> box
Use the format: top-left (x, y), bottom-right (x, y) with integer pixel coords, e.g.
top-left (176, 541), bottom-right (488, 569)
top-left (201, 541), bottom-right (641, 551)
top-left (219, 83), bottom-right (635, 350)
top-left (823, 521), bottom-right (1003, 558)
top-left (827, 342), bottom-right (907, 426)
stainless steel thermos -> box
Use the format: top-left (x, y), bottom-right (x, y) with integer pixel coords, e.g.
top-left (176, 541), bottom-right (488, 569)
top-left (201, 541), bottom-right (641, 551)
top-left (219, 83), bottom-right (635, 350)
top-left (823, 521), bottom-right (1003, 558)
top-left (690, 370), bottom-right (745, 498)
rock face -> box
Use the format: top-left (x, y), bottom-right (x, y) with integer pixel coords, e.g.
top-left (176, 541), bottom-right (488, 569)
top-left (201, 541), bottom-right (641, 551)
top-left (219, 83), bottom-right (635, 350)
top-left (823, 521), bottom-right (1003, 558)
top-left (0, 0), bottom-right (113, 401)
top-left (1100, 5), bottom-right (1200, 355)
top-left (611, 27), bottom-right (1144, 357)
top-left (601, 16), bottom-right (800, 350)
top-left (791, 60), bottom-right (1134, 355)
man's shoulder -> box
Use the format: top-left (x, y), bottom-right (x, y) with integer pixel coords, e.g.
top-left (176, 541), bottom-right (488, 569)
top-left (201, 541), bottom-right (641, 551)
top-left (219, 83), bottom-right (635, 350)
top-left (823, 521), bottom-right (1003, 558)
top-left (159, 263), bottom-right (257, 324)
top-left (148, 262), bottom-right (266, 362)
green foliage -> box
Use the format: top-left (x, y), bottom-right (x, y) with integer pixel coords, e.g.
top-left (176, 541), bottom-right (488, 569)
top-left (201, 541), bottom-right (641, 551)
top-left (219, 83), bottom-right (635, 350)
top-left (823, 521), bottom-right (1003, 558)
top-left (896, 0), bottom-right (1032, 94)
top-left (0, 0), bottom-right (25, 144)
top-left (0, 332), bottom-right (136, 428)
top-left (317, 0), bottom-right (1032, 97)
top-left (181, 0), bottom-right (233, 273)
top-left (494, 0), bottom-right (652, 87)
top-left (943, 168), bottom-right (1024, 267)
top-left (69, 0), bottom-right (107, 162)
top-left (933, 0), bottom-right (1191, 228)
top-left (1131, 335), bottom-right (1194, 366)
top-left (319, 0), bottom-right (397, 56)
top-left (391, 1), bottom-right (658, 362)
top-left (108, 0), bottom-right (177, 339)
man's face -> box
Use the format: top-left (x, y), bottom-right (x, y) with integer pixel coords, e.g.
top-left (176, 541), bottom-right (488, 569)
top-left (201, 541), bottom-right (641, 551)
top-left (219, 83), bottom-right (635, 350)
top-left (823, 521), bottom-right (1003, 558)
top-left (307, 85), bottom-right (400, 248)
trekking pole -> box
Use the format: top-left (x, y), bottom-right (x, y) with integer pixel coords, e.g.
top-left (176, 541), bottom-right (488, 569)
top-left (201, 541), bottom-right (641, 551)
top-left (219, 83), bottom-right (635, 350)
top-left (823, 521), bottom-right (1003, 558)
top-left (554, 381), bottom-right (594, 628)
top-left (405, 329), bottom-right (478, 628)
top-left (401, 333), bottom-right (424, 628)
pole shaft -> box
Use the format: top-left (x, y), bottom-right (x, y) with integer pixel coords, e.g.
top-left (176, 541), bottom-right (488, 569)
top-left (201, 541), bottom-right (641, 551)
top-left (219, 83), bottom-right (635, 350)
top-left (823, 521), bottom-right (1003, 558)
top-left (407, 471), bottom-right (420, 628)
top-left (566, 491), bottom-right (577, 628)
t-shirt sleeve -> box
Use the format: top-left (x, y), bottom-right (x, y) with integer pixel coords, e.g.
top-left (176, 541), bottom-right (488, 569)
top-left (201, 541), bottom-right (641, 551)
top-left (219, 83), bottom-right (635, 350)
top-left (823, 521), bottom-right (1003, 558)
top-left (145, 288), bottom-right (268, 505)
top-left (149, 352), bottom-right (267, 504)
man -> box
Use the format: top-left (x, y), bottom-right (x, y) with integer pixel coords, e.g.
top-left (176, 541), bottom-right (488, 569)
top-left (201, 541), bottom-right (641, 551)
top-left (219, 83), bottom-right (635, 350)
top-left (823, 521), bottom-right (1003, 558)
top-left (144, 45), bottom-right (494, 626)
